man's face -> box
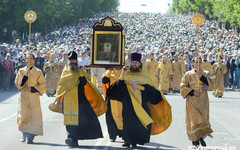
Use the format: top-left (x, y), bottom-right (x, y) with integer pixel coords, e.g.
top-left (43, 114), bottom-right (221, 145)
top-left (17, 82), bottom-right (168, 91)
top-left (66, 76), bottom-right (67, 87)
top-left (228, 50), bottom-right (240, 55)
top-left (203, 55), bottom-right (207, 60)
top-left (148, 53), bottom-right (153, 59)
top-left (130, 61), bottom-right (141, 72)
top-left (27, 54), bottom-right (35, 67)
top-left (82, 52), bottom-right (87, 58)
top-left (64, 54), bottom-right (68, 59)
top-left (37, 52), bottom-right (41, 57)
top-left (68, 59), bottom-right (78, 70)
top-left (174, 56), bottom-right (178, 61)
top-left (193, 58), bottom-right (202, 70)
top-left (162, 60), bottom-right (166, 64)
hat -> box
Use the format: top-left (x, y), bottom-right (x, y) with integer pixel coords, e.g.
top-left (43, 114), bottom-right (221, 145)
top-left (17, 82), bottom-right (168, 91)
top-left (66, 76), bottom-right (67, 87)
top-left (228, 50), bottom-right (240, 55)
top-left (131, 52), bottom-right (142, 62)
top-left (68, 51), bottom-right (77, 60)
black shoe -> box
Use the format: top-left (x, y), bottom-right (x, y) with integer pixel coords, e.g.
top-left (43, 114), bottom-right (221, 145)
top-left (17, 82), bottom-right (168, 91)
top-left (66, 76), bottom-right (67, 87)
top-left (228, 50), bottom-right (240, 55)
top-left (122, 142), bottom-right (130, 148)
top-left (65, 138), bottom-right (78, 148)
top-left (192, 140), bottom-right (199, 146)
top-left (65, 138), bottom-right (73, 146)
top-left (199, 137), bottom-right (206, 146)
top-left (132, 143), bottom-right (137, 148)
top-left (27, 141), bottom-right (34, 144)
top-left (69, 143), bottom-right (78, 148)
top-left (218, 96), bottom-right (222, 98)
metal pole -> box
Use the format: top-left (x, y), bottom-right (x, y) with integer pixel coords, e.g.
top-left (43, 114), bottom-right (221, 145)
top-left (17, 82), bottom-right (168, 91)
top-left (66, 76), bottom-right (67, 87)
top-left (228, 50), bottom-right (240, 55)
top-left (197, 26), bottom-right (200, 92)
top-left (28, 23), bottom-right (31, 52)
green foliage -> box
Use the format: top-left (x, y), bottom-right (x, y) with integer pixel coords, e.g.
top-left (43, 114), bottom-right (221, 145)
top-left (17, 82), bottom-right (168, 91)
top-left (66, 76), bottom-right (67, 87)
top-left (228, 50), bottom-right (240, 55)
top-left (170, 0), bottom-right (240, 28)
top-left (0, 0), bottom-right (120, 42)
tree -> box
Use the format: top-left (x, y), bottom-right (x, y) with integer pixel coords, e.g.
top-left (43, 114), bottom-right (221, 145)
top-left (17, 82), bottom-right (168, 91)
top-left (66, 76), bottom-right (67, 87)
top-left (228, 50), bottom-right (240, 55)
top-left (0, 0), bottom-right (120, 42)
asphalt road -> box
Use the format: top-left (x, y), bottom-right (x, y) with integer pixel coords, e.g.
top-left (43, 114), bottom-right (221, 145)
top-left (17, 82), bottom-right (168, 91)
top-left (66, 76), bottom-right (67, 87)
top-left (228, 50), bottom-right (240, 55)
top-left (0, 88), bottom-right (239, 150)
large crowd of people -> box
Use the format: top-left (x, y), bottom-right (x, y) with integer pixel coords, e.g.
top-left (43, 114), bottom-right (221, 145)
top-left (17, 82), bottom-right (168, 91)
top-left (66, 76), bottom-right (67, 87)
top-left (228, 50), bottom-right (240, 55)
top-left (0, 12), bottom-right (240, 92)
top-left (2, 12), bottom-right (240, 148)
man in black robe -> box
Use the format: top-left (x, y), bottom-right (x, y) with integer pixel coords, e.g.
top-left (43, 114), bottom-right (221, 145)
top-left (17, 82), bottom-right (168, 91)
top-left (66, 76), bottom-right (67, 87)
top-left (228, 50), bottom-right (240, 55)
top-left (55, 51), bottom-right (107, 148)
top-left (106, 52), bottom-right (166, 148)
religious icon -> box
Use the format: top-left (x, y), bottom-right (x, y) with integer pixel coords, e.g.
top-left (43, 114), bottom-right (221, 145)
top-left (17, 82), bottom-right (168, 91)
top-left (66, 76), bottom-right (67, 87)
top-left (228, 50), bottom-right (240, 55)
top-left (90, 17), bottom-right (125, 68)
top-left (104, 43), bottom-right (112, 52)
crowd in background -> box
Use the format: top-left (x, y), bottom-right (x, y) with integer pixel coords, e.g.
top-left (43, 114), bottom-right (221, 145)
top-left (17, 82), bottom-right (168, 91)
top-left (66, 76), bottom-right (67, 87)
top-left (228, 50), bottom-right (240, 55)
top-left (0, 12), bottom-right (240, 91)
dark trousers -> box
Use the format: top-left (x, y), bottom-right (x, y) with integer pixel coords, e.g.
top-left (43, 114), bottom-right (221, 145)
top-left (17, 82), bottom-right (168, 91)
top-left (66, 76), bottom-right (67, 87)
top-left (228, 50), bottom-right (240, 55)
top-left (23, 132), bottom-right (35, 141)
top-left (66, 125), bottom-right (78, 140)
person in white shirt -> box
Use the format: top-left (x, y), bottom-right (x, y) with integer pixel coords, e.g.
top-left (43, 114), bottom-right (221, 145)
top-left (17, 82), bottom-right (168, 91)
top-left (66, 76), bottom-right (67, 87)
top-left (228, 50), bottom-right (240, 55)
top-left (78, 51), bottom-right (90, 67)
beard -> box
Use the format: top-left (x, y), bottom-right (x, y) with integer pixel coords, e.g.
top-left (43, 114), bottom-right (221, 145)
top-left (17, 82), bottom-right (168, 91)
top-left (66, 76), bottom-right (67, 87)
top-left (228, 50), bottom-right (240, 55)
top-left (69, 63), bottom-right (78, 71)
top-left (130, 64), bottom-right (142, 72)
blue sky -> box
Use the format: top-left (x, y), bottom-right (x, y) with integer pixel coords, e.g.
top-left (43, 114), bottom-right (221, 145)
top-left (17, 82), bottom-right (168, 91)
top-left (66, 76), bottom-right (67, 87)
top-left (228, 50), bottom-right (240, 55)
top-left (118, 0), bottom-right (172, 13)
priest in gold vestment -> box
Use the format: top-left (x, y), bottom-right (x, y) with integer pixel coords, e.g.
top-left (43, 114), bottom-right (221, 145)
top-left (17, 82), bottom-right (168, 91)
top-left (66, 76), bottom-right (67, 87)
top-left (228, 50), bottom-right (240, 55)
top-left (212, 54), bottom-right (227, 98)
top-left (43, 54), bottom-right (58, 96)
top-left (201, 54), bottom-right (212, 74)
top-left (180, 56), bottom-right (186, 74)
top-left (180, 57), bottom-right (214, 147)
top-left (15, 54), bottom-right (46, 144)
top-left (106, 52), bottom-right (172, 148)
top-left (58, 51), bottom-right (68, 79)
top-left (156, 56), bottom-right (173, 94)
top-left (146, 52), bottom-right (159, 86)
top-left (54, 51), bottom-right (107, 148)
top-left (172, 55), bottom-right (182, 93)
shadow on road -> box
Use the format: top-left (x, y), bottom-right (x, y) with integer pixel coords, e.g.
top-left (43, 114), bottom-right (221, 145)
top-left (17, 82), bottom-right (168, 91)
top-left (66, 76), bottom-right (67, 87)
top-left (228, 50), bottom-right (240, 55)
top-left (28, 142), bottom-right (178, 150)
top-left (0, 88), bottom-right (19, 103)
top-left (72, 143), bottom-right (179, 150)
top-left (31, 142), bottom-right (67, 147)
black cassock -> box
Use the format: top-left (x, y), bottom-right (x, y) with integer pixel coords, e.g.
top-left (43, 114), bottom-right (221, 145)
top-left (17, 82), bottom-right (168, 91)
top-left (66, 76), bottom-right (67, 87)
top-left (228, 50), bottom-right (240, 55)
top-left (102, 76), bottom-right (122, 141)
top-left (106, 80), bottom-right (163, 145)
top-left (64, 77), bottom-right (103, 140)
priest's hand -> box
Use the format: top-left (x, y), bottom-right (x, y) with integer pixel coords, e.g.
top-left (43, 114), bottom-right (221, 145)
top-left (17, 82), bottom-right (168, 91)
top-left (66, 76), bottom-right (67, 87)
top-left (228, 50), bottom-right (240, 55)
top-left (122, 66), bottom-right (129, 74)
top-left (26, 86), bottom-right (31, 92)
top-left (195, 69), bottom-right (202, 78)
top-left (25, 69), bottom-right (30, 77)
top-left (78, 65), bottom-right (84, 72)
top-left (193, 90), bottom-right (200, 97)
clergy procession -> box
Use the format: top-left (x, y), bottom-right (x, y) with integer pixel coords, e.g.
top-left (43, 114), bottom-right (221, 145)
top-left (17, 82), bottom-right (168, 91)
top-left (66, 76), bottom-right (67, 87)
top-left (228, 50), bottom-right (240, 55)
top-left (0, 0), bottom-right (240, 150)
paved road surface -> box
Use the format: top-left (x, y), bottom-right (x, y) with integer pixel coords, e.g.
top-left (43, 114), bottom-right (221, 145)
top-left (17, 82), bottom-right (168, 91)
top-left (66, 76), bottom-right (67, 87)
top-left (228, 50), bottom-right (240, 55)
top-left (0, 88), bottom-right (239, 150)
